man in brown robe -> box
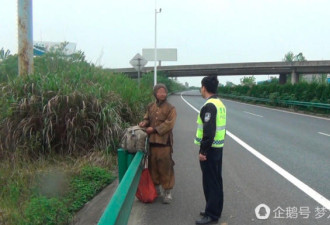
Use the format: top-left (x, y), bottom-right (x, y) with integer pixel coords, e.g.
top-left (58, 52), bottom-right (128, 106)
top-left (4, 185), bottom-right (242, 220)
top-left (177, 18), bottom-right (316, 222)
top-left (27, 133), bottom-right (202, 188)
top-left (139, 83), bottom-right (177, 204)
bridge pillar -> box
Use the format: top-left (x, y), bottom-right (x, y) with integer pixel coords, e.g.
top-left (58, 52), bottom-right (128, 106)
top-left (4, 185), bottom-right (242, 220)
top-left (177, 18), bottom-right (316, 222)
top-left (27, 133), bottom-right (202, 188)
top-left (291, 70), bottom-right (300, 84)
top-left (279, 74), bottom-right (287, 84)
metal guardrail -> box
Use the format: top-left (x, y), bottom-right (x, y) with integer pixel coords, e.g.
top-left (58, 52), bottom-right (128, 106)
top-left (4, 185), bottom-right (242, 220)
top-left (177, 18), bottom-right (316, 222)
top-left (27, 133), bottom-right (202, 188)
top-left (219, 94), bottom-right (330, 110)
top-left (117, 149), bottom-right (136, 182)
top-left (98, 149), bottom-right (144, 225)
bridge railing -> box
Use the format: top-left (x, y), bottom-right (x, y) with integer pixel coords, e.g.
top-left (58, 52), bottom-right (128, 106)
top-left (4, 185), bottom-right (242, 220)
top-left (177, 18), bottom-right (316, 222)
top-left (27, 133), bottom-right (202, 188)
top-left (98, 149), bottom-right (144, 225)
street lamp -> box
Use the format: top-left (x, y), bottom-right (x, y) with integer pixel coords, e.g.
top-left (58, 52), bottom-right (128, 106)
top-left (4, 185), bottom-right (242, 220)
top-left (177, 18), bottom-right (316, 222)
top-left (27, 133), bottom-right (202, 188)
top-left (154, 7), bottom-right (161, 86)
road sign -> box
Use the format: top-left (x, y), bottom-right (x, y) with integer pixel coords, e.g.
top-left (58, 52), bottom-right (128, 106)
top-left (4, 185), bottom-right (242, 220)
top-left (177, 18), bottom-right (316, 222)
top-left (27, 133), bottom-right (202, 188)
top-left (142, 48), bottom-right (177, 61)
top-left (130, 53), bottom-right (148, 71)
top-left (130, 53), bottom-right (148, 87)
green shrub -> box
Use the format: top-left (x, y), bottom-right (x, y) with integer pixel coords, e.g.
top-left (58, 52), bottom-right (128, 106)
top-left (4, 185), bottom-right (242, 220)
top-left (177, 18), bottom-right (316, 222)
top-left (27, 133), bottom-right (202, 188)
top-left (64, 166), bottom-right (113, 212)
top-left (24, 196), bottom-right (71, 225)
top-left (218, 81), bottom-right (329, 113)
top-left (269, 92), bottom-right (280, 104)
top-left (0, 54), bottom-right (18, 83)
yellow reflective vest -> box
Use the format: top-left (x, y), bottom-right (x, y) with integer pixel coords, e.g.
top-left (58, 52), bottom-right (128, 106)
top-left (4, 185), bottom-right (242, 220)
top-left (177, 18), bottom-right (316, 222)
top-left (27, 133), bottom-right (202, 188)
top-left (194, 98), bottom-right (226, 148)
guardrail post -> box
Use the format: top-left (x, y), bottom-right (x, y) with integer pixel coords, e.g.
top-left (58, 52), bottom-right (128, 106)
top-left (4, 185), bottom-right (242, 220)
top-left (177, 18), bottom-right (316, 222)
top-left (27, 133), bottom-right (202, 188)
top-left (118, 149), bottom-right (137, 183)
top-left (118, 149), bottom-right (128, 182)
top-left (127, 153), bottom-right (135, 166)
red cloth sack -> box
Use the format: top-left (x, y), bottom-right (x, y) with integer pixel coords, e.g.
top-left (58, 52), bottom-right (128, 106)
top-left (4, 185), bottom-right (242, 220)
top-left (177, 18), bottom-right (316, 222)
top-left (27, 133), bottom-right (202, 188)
top-left (136, 168), bottom-right (157, 203)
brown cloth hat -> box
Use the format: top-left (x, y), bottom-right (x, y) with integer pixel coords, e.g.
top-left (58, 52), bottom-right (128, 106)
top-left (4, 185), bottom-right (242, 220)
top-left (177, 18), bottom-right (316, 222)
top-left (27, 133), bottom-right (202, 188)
top-left (153, 83), bottom-right (168, 98)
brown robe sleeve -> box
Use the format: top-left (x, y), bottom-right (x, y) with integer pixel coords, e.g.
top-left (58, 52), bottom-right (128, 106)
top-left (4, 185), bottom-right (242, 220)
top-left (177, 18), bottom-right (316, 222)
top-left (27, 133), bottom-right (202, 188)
top-left (155, 106), bottom-right (177, 136)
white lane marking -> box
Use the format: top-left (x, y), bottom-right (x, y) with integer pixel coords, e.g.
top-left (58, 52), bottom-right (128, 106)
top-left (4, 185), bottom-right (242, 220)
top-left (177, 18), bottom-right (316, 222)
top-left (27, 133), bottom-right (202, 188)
top-left (318, 132), bottom-right (330, 137)
top-left (243, 111), bottom-right (263, 117)
top-left (226, 131), bottom-right (330, 210)
top-left (181, 94), bottom-right (199, 113)
top-left (181, 94), bottom-right (330, 210)
top-left (222, 98), bottom-right (330, 121)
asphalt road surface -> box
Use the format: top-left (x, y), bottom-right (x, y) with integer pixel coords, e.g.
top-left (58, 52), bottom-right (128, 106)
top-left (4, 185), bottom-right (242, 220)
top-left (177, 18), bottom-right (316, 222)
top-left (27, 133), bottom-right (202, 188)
top-left (128, 91), bottom-right (330, 225)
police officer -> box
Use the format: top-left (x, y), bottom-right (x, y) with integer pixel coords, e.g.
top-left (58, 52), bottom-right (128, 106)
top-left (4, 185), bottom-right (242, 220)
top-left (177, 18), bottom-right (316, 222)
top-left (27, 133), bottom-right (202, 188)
top-left (195, 76), bottom-right (226, 225)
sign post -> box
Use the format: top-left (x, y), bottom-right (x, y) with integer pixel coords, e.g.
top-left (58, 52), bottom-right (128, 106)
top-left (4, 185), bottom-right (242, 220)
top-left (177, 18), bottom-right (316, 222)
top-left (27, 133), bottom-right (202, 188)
top-left (130, 53), bottom-right (148, 87)
top-left (18, 0), bottom-right (34, 76)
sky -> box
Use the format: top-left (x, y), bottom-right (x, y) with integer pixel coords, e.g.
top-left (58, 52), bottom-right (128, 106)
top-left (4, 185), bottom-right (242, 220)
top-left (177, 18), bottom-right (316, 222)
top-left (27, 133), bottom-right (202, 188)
top-left (1, 0), bottom-right (330, 86)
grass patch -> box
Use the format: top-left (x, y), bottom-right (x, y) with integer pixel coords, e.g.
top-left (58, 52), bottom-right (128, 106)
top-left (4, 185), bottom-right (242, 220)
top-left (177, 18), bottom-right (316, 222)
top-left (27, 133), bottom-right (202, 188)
top-left (0, 152), bottom-right (116, 225)
top-left (65, 166), bottom-right (114, 213)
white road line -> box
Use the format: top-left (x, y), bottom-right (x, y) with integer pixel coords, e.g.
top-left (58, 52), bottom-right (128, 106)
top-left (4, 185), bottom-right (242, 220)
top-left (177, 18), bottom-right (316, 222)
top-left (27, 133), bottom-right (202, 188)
top-left (181, 94), bottom-right (330, 210)
top-left (243, 111), bottom-right (263, 117)
top-left (318, 132), bottom-right (330, 137)
top-left (226, 131), bottom-right (330, 210)
top-left (181, 94), bottom-right (199, 113)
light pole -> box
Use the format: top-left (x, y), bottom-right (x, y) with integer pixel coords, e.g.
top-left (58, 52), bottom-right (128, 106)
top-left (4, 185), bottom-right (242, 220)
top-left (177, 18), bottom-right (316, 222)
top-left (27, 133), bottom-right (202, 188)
top-left (18, 0), bottom-right (34, 76)
top-left (154, 7), bottom-right (161, 86)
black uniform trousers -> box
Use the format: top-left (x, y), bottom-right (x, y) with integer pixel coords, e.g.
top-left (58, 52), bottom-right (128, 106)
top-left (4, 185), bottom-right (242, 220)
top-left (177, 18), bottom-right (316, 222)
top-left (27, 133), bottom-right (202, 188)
top-left (200, 147), bottom-right (223, 220)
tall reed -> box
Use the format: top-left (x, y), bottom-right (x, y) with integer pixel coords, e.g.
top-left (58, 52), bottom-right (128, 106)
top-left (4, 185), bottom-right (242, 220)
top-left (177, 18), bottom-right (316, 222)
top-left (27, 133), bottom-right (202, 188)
top-left (0, 53), bottom-right (152, 158)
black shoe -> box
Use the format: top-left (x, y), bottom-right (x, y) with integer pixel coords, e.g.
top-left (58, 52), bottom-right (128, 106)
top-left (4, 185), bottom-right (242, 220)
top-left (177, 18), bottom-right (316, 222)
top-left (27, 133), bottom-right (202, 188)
top-left (200, 211), bottom-right (206, 216)
top-left (195, 216), bottom-right (218, 225)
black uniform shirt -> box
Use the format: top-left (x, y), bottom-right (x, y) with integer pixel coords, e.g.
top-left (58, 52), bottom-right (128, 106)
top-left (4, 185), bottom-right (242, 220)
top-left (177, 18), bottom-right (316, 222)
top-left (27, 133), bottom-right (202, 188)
top-left (199, 95), bottom-right (218, 155)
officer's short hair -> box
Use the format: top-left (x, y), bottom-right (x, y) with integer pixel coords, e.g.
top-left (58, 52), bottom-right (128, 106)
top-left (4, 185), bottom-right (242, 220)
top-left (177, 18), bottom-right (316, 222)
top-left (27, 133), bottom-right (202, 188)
top-left (201, 76), bottom-right (219, 94)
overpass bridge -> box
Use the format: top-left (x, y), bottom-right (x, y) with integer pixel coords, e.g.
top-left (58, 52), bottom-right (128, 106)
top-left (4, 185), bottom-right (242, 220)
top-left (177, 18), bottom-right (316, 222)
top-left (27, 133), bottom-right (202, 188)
top-left (107, 60), bottom-right (330, 84)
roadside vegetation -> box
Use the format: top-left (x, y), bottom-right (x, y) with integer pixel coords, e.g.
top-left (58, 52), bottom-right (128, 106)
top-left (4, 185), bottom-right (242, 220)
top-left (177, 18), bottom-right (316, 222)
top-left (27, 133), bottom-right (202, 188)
top-left (0, 45), bottom-right (186, 225)
top-left (218, 52), bottom-right (330, 115)
top-left (218, 77), bottom-right (330, 115)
